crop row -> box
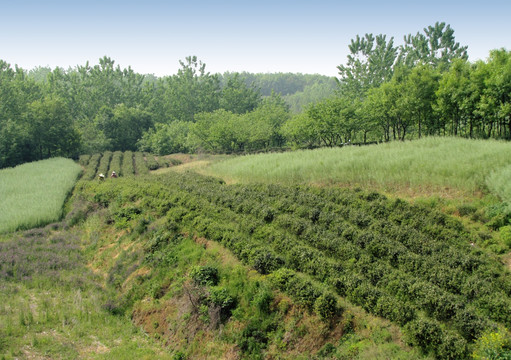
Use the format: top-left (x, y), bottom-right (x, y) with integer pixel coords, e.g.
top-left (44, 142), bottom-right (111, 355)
top-left (77, 173), bottom-right (511, 358)
top-left (79, 151), bottom-right (172, 180)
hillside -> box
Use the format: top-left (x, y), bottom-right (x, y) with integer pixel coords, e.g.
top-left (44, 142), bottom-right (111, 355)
top-left (2, 142), bottom-right (511, 359)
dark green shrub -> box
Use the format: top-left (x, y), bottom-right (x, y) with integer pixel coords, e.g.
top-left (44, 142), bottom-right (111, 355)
top-left (237, 319), bottom-right (274, 359)
top-left (314, 291), bottom-right (338, 321)
top-left (252, 249), bottom-right (284, 275)
top-left (342, 310), bottom-right (355, 334)
top-left (79, 154), bottom-right (91, 166)
top-left (316, 343), bottom-right (336, 358)
top-left (144, 153), bottom-right (159, 170)
top-left (436, 331), bottom-right (468, 360)
top-left (254, 287), bottom-right (274, 314)
top-left (122, 151), bottom-right (134, 176)
top-left (134, 152), bottom-right (149, 175)
top-left (404, 318), bottom-right (443, 355)
top-left (457, 204), bottom-right (477, 216)
top-left (208, 286), bottom-right (236, 318)
top-left (463, 300), bottom-right (500, 337)
top-left (190, 265), bottom-right (219, 286)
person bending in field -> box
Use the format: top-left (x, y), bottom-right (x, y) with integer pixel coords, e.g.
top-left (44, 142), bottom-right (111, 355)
top-left (111, 171), bottom-right (117, 178)
top-left (99, 173), bottom-right (105, 180)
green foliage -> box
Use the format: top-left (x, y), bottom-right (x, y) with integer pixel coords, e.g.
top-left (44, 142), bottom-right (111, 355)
top-left (190, 266), bottom-right (219, 286)
top-left (190, 96), bottom-right (290, 153)
top-left (96, 150), bottom-right (112, 177)
top-left (137, 121), bottom-right (192, 155)
top-left (82, 153), bottom-right (101, 180)
top-left (95, 104), bottom-right (153, 152)
top-left (399, 22), bottom-right (468, 70)
top-left (404, 318), bottom-right (443, 355)
top-left (337, 33), bottom-right (397, 96)
top-left (134, 152), bottom-right (149, 175)
top-left (108, 151), bottom-right (123, 176)
top-left (75, 169), bottom-right (511, 357)
top-left (122, 150), bottom-right (135, 176)
top-left (78, 154), bottom-right (90, 167)
top-left (314, 291), bottom-right (339, 321)
top-left (220, 73), bottom-right (262, 114)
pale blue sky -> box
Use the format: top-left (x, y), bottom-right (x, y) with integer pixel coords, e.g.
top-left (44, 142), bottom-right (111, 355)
top-left (1, 0), bottom-right (510, 76)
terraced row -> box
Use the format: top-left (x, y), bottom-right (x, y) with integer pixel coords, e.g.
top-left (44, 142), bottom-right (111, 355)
top-left (77, 172), bottom-right (511, 359)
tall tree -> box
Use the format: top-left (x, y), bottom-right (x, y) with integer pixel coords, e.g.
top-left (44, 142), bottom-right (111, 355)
top-left (24, 96), bottom-right (81, 160)
top-left (165, 56), bottom-right (221, 122)
top-left (401, 64), bottom-right (440, 138)
top-left (220, 73), bottom-right (261, 114)
top-left (399, 22), bottom-right (468, 70)
top-left (337, 34), bottom-right (398, 97)
top-left (435, 59), bottom-right (472, 136)
top-left (95, 104), bottom-right (153, 151)
top-left (479, 49), bottom-right (511, 138)
top-left (307, 96), bottom-right (357, 146)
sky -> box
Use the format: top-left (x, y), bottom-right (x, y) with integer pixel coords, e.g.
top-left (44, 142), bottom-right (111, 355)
top-left (1, 0), bottom-right (510, 77)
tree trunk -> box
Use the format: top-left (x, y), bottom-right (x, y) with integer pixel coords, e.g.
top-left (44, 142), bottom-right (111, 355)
top-left (418, 115), bottom-right (422, 139)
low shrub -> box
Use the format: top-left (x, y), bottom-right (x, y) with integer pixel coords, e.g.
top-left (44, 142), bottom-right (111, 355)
top-left (190, 266), bottom-right (219, 286)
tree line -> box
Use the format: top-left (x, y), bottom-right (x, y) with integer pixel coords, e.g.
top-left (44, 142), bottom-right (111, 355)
top-left (1, 22), bottom-right (510, 168)
top-left (285, 22), bottom-right (510, 148)
top-left (0, 55), bottom-right (335, 168)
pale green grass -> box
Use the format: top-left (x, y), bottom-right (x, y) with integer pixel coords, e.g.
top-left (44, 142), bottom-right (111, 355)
top-left (206, 137), bottom-right (511, 197)
top-left (0, 158), bottom-right (82, 233)
top-left (487, 164), bottom-right (511, 207)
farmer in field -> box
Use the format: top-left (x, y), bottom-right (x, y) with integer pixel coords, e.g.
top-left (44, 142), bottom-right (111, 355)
top-left (110, 171), bottom-right (117, 178)
top-left (98, 173), bottom-right (105, 180)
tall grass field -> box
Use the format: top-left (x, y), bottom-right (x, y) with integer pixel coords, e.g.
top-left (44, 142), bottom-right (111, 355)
top-left (0, 158), bottom-right (82, 233)
top-left (206, 137), bottom-right (511, 197)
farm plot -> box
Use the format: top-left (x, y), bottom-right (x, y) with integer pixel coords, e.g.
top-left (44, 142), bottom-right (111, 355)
top-left (77, 172), bottom-right (511, 359)
top-left (81, 151), bottom-right (173, 180)
top-left (0, 158), bottom-right (82, 233)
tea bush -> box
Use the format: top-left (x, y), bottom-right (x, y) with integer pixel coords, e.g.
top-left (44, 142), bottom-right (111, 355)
top-left (76, 172), bottom-right (511, 358)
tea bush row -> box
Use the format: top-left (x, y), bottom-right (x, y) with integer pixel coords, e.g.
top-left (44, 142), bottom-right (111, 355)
top-left (77, 173), bottom-right (511, 358)
top-left (82, 153), bottom-right (101, 180)
top-left (109, 151), bottom-right (123, 176)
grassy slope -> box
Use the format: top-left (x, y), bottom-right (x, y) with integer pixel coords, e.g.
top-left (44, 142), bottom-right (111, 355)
top-left (0, 178), bottom-right (424, 360)
top-left (0, 158), bottom-right (82, 233)
top-left (70, 173), bottom-right (511, 359)
top-left (3, 141), bottom-right (511, 359)
top-left (0, 224), bottom-right (173, 360)
top-left (69, 177), bottom-right (424, 360)
top-left (205, 137), bottom-right (511, 198)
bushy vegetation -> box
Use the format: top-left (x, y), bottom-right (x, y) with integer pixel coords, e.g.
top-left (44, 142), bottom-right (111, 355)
top-left (82, 153), bottom-right (101, 180)
top-left (108, 151), bottom-right (123, 176)
top-left (121, 151), bottom-right (134, 176)
top-left (0, 158), bottom-right (82, 233)
top-left (134, 152), bottom-right (149, 175)
top-left (66, 175), bottom-right (423, 359)
top-left (96, 151), bottom-right (112, 176)
top-left (74, 171), bottom-right (511, 358)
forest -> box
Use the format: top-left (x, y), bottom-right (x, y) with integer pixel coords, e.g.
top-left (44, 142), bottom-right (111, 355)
top-left (0, 22), bottom-right (510, 169)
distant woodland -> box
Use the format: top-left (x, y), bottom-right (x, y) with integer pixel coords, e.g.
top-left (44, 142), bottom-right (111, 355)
top-left (1, 22), bottom-right (510, 169)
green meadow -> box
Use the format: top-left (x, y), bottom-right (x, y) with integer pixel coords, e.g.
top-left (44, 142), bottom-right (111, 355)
top-left (0, 158), bottom-right (82, 233)
top-left (206, 137), bottom-right (511, 198)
